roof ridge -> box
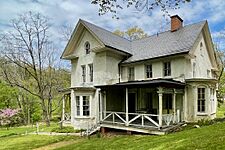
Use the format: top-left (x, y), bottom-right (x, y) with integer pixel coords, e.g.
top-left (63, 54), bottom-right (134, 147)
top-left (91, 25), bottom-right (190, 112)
top-left (132, 20), bottom-right (207, 42)
top-left (80, 19), bottom-right (131, 43)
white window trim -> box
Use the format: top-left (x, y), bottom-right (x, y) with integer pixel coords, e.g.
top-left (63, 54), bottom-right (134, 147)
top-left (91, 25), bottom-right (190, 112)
top-left (74, 95), bottom-right (91, 118)
top-left (145, 64), bottom-right (153, 79)
top-left (196, 86), bottom-right (208, 115)
top-left (163, 61), bottom-right (171, 77)
top-left (128, 67), bottom-right (135, 81)
top-left (81, 65), bottom-right (86, 83)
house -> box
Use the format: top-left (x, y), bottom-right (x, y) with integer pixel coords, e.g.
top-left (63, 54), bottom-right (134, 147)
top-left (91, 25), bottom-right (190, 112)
top-left (60, 15), bottom-right (219, 135)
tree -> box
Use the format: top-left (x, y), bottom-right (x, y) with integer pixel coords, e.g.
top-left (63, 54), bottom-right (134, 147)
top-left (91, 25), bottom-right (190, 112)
top-left (0, 11), bottom-right (59, 126)
top-left (113, 26), bottom-right (148, 40)
top-left (91, 0), bottom-right (191, 19)
top-left (0, 80), bottom-right (18, 109)
top-left (59, 23), bottom-right (74, 41)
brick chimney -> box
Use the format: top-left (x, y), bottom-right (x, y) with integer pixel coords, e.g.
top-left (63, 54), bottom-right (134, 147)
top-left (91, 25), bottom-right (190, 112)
top-left (171, 15), bottom-right (183, 32)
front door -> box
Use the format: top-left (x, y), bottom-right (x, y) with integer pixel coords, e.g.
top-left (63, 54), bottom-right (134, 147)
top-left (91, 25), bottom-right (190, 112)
top-left (128, 93), bottom-right (136, 113)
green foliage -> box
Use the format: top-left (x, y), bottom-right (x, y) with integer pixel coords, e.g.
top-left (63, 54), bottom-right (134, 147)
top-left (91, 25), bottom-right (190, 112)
top-left (218, 72), bottom-right (225, 103)
top-left (197, 119), bottom-right (215, 126)
top-left (51, 115), bottom-right (61, 122)
top-left (31, 112), bottom-right (42, 123)
top-left (51, 126), bottom-right (79, 133)
top-left (114, 26), bottom-right (148, 40)
top-left (0, 81), bottom-right (18, 109)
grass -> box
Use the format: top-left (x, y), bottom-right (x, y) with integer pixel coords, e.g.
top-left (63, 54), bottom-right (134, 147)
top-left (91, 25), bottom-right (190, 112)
top-left (0, 122), bottom-right (58, 137)
top-left (0, 122), bottom-right (79, 150)
top-left (1, 108), bottom-right (225, 150)
top-left (57, 122), bottom-right (225, 150)
top-left (0, 135), bottom-right (78, 150)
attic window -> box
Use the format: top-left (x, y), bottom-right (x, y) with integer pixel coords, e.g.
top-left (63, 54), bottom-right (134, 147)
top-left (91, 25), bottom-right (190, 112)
top-left (200, 42), bottom-right (203, 48)
top-left (85, 41), bottom-right (90, 54)
top-left (200, 42), bottom-right (203, 56)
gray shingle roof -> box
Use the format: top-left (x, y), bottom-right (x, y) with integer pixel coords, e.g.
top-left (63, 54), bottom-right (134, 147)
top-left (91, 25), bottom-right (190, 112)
top-left (81, 20), bottom-right (131, 54)
top-left (80, 19), bottom-right (206, 63)
top-left (125, 21), bottom-right (206, 63)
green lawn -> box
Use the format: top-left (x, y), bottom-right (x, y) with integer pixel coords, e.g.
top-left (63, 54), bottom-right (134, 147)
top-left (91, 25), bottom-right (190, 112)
top-left (0, 122), bottom-right (78, 150)
top-left (2, 114), bottom-right (225, 150)
top-left (0, 122), bottom-right (58, 137)
top-left (0, 135), bottom-right (77, 150)
top-left (57, 122), bottom-right (225, 150)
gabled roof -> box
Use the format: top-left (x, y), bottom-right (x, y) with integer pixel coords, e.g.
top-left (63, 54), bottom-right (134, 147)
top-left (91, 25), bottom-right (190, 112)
top-left (81, 20), bottom-right (132, 54)
top-left (62, 19), bottom-right (207, 63)
top-left (125, 21), bottom-right (206, 63)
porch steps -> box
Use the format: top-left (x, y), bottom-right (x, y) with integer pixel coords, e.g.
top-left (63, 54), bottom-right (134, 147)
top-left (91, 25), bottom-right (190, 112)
top-left (82, 123), bottom-right (101, 136)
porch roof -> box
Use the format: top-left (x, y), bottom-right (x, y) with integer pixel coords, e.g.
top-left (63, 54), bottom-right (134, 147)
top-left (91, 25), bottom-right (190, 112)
top-left (95, 79), bottom-right (185, 89)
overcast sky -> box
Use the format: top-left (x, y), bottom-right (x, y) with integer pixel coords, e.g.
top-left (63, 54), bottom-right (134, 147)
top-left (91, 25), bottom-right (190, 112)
top-left (1, 0), bottom-right (225, 60)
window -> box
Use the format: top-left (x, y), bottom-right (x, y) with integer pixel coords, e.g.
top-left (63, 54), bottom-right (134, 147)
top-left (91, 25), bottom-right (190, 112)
top-left (193, 62), bottom-right (196, 77)
top-left (163, 62), bottom-right (171, 76)
top-left (89, 64), bottom-right (93, 82)
top-left (85, 41), bottom-right (90, 54)
top-left (81, 65), bottom-right (86, 83)
top-left (198, 88), bottom-right (205, 112)
top-left (200, 42), bottom-right (203, 56)
top-left (76, 96), bottom-right (90, 117)
top-left (146, 64), bottom-right (152, 78)
top-left (128, 67), bottom-right (135, 81)
top-left (200, 42), bottom-right (203, 49)
top-left (76, 96), bottom-right (80, 116)
top-left (83, 96), bottom-right (90, 116)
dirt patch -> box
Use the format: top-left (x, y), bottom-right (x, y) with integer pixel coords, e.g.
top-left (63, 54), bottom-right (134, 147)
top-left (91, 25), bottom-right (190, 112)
top-left (33, 139), bottom-right (82, 150)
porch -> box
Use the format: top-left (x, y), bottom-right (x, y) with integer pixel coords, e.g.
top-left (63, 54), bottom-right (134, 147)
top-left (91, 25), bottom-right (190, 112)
top-left (97, 79), bottom-right (185, 134)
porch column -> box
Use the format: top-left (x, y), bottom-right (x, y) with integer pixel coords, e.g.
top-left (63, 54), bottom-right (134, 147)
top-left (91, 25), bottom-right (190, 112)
top-left (157, 87), bottom-right (163, 128)
top-left (183, 87), bottom-right (187, 121)
top-left (99, 90), bottom-right (103, 121)
top-left (173, 89), bottom-right (176, 123)
top-left (71, 89), bottom-right (75, 124)
top-left (125, 88), bottom-right (129, 126)
top-left (62, 95), bottom-right (65, 121)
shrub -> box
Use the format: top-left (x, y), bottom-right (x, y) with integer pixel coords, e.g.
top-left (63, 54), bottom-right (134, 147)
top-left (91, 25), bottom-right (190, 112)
top-left (31, 112), bottom-right (42, 123)
top-left (0, 108), bottom-right (22, 128)
top-left (51, 115), bottom-right (61, 122)
top-left (197, 119), bottom-right (214, 126)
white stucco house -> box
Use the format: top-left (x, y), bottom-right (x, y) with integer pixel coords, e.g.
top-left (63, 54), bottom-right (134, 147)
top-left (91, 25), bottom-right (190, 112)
top-left (60, 15), bottom-right (219, 134)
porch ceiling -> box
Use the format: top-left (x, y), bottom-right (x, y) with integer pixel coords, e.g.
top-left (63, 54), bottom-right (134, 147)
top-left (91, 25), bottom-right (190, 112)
top-left (95, 79), bottom-right (185, 89)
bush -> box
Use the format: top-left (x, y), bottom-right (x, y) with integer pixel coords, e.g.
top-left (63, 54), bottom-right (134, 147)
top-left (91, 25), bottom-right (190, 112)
top-left (51, 115), bottom-right (61, 122)
top-left (197, 119), bottom-right (215, 126)
top-left (31, 112), bottom-right (41, 123)
top-left (51, 126), bottom-right (80, 133)
top-left (0, 108), bottom-right (23, 128)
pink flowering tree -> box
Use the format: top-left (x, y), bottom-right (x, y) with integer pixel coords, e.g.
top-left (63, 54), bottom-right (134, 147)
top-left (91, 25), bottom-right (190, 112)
top-left (0, 108), bottom-right (21, 129)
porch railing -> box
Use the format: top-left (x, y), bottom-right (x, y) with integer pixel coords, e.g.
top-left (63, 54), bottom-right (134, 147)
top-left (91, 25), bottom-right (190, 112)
top-left (101, 111), bottom-right (178, 129)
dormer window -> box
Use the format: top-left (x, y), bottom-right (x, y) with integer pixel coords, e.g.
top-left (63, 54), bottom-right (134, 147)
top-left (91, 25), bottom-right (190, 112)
top-left (85, 41), bottom-right (90, 54)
